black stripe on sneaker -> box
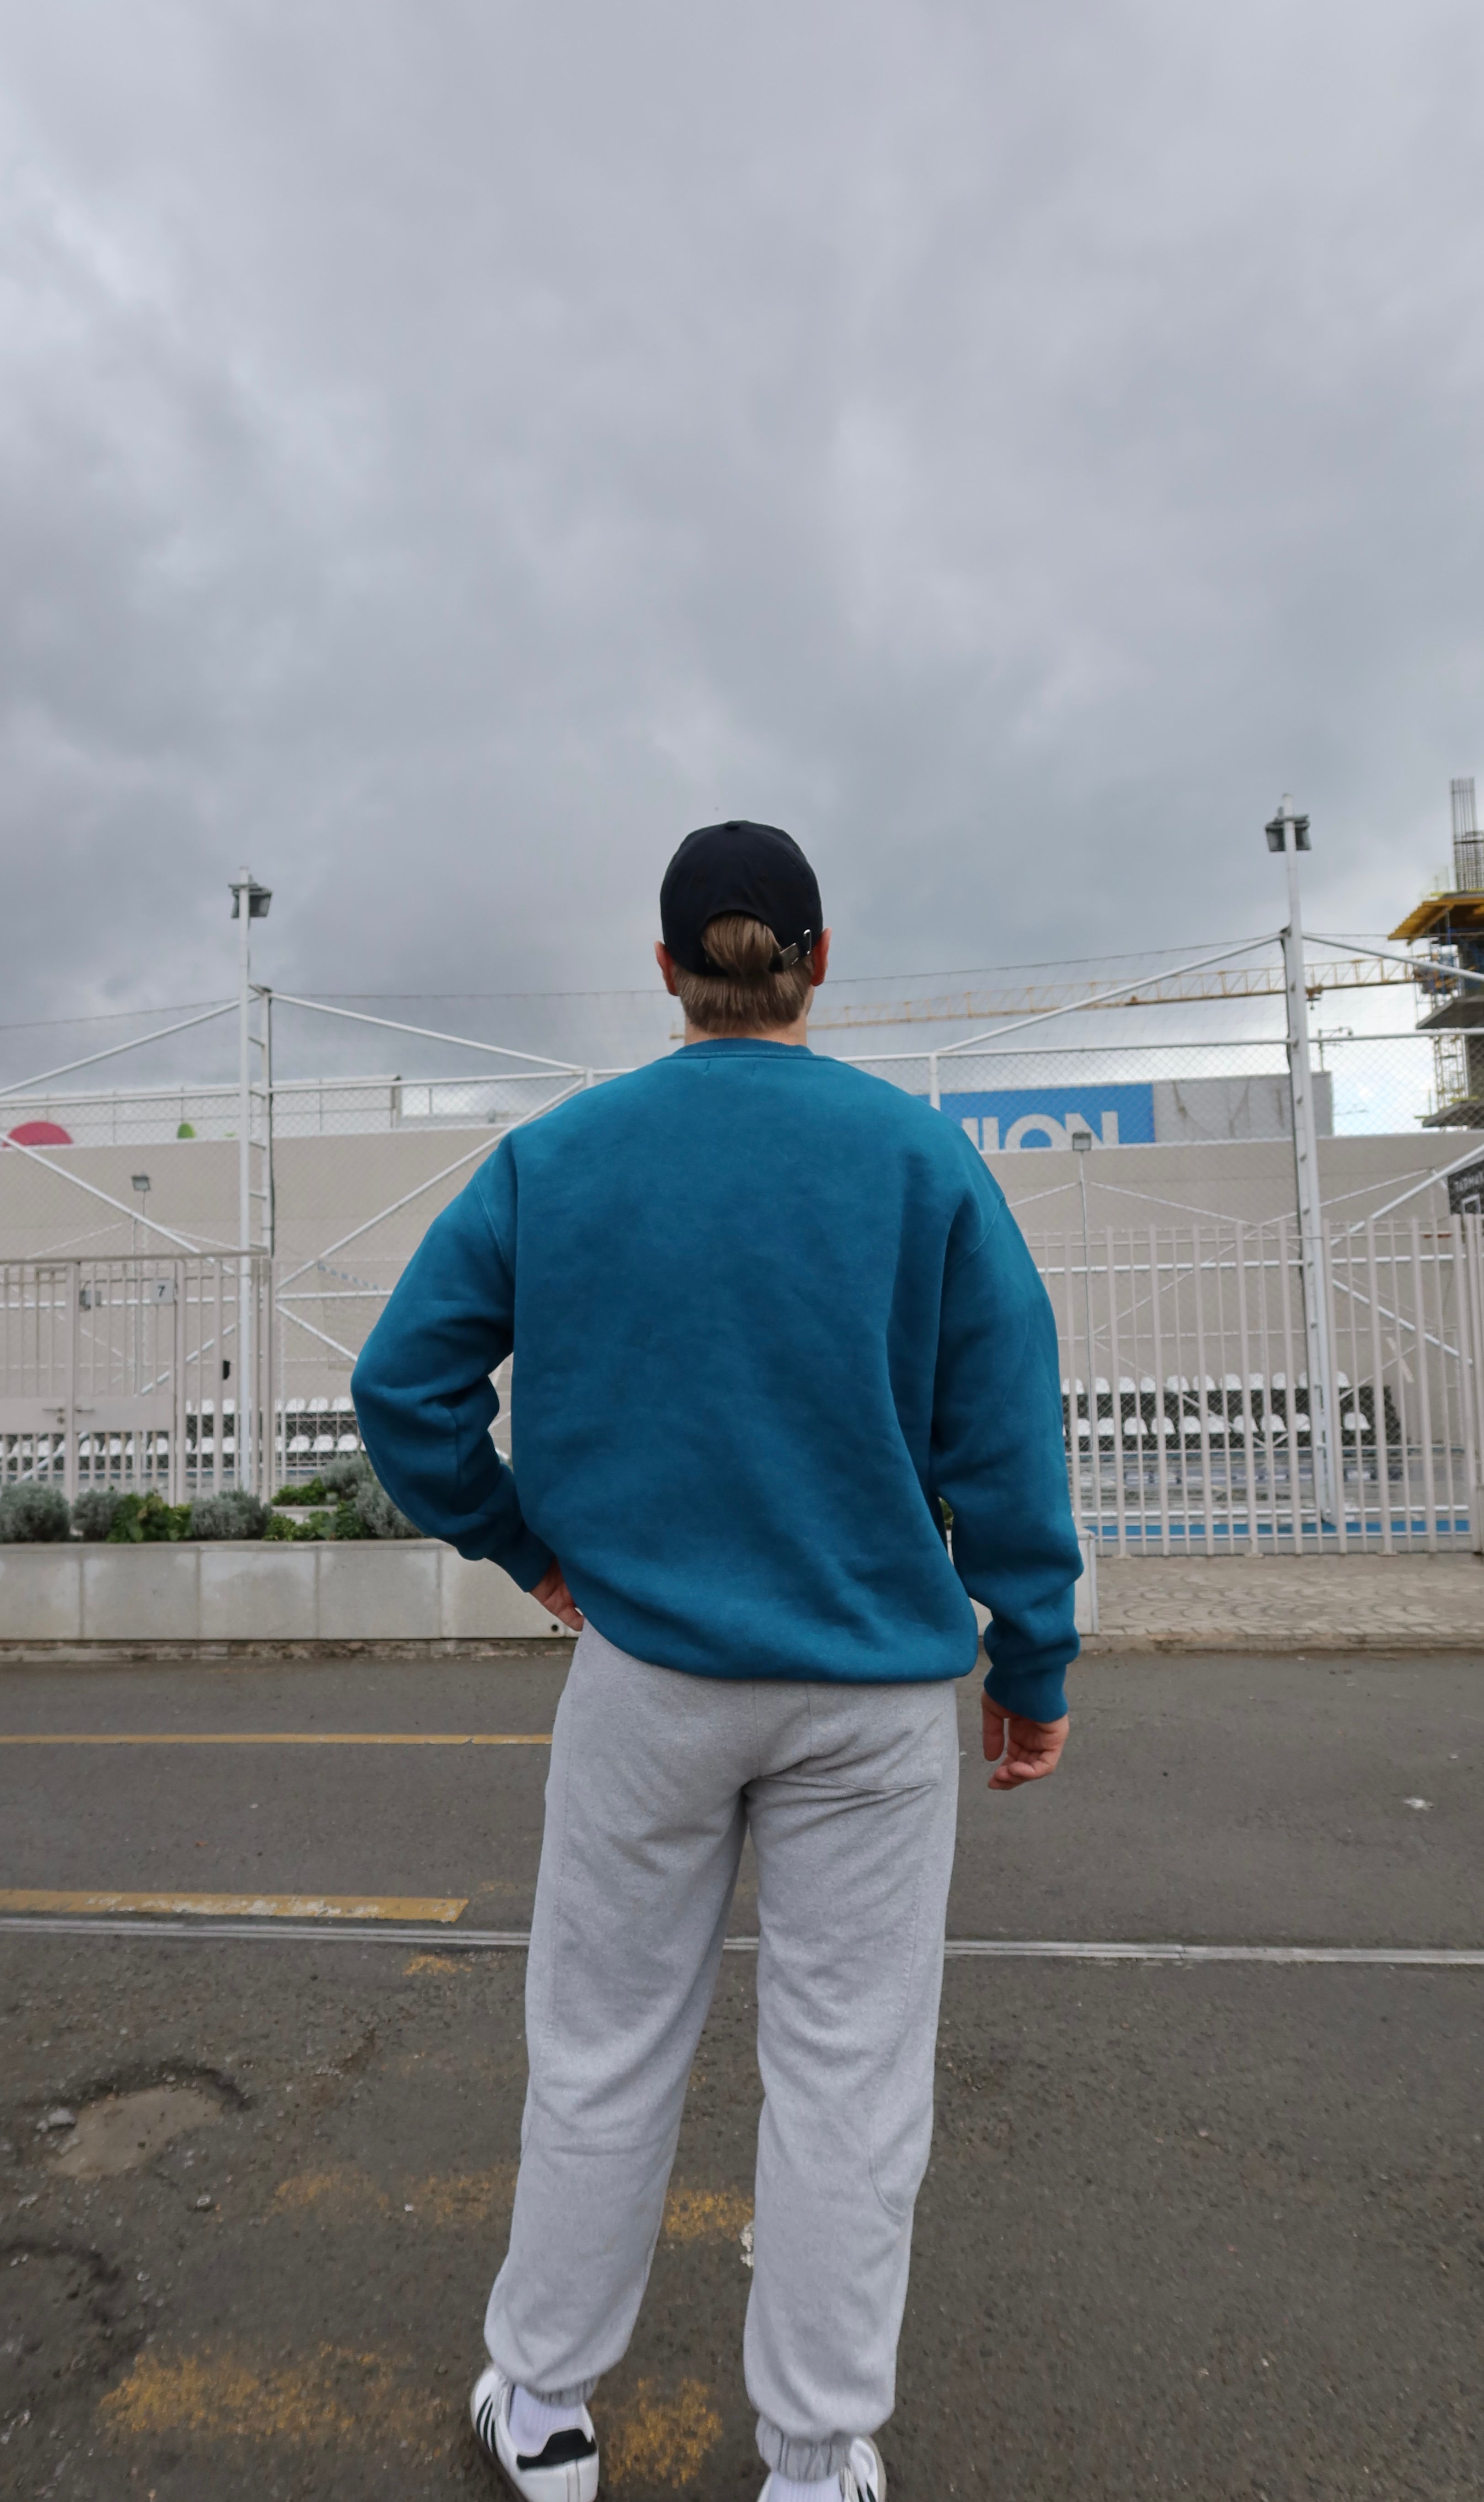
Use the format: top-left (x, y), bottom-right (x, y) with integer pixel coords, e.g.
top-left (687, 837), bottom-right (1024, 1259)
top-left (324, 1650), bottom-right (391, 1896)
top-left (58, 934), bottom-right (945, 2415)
top-left (516, 2430), bottom-right (598, 2470)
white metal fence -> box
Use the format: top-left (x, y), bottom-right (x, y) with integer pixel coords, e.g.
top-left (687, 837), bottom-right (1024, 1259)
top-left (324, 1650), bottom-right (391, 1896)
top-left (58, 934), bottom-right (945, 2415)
top-left (0, 1255), bottom-right (274, 1502)
top-left (1036, 1212), bottom-right (1484, 1550)
top-left (5, 1215), bottom-right (1484, 1554)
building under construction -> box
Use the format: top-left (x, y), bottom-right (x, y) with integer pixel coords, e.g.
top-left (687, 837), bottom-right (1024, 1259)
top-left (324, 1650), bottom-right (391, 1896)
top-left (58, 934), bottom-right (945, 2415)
top-left (1391, 775), bottom-right (1484, 1125)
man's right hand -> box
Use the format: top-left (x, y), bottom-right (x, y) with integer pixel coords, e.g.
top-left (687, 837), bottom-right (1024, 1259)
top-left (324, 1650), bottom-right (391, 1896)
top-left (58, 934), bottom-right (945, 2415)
top-left (982, 1692), bottom-right (1069, 1791)
top-left (532, 1561), bottom-right (584, 1632)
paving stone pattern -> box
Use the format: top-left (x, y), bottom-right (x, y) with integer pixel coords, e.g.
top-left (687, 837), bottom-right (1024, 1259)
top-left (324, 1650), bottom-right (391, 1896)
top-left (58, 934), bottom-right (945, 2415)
top-left (1092, 1551), bottom-right (1484, 1653)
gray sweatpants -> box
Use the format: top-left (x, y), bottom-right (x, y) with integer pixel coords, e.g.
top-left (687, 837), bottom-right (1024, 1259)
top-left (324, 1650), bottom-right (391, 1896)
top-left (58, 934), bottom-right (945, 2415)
top-left (483, 1622), bottom-right (961, 2481)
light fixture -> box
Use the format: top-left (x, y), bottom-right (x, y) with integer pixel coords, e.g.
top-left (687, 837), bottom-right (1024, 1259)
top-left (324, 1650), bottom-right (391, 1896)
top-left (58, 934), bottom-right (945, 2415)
top-left (1264, 806), bottom-right (1310, 853)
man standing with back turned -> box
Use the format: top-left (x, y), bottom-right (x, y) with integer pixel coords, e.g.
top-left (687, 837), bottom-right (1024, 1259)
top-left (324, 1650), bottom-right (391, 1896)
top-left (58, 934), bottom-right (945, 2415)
top-left (352, 821), bottom-right (1080, 2502)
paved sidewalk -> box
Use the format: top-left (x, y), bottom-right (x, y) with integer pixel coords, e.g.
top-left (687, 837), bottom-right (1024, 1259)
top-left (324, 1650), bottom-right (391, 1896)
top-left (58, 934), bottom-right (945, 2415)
top-left (1089, 1550), bottom-right (1484, 1652)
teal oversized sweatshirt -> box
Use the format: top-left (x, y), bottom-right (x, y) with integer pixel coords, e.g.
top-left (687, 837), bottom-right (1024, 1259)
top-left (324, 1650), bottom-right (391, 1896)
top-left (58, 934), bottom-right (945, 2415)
top-left (352, 1039), bottom-right (1080, 1719)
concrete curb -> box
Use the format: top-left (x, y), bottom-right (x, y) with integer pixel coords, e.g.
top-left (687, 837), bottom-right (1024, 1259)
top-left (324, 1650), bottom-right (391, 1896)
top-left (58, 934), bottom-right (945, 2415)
top-left (1081, 1633), bottom-right (1484, 1656)
top-left (0, 1638), bottom-right (574, 1666)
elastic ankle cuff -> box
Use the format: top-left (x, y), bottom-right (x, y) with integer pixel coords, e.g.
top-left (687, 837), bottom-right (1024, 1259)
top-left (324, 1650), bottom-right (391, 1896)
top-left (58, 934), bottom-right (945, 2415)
top-left (756, 2418), bottom-right (852, 2481)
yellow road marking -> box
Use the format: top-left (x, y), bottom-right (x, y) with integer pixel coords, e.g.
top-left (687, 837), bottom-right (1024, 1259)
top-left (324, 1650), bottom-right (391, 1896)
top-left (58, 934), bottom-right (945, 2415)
top-left (100, 2343), bottom-right (445, 2449)
top-left (0, 1888), bottom-right (468, 1922)
top-left (268, 2162), bottom-right (749, 2239)
top-left (0, 1731), bottom-right (550, 1746)
top-left (101, 2345), bottom-right (720, 2487)
top-left (271, 2163), bottom-right (517, 2222)
top-left (662, 2183), bottom-right (754, 2240)
top-left (606, 2379), bottom-right (724, 2489)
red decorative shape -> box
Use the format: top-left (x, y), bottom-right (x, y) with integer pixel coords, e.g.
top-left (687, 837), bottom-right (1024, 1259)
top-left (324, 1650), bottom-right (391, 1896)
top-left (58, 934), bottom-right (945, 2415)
top-left (4, 1120), bottom-right (74, 1147)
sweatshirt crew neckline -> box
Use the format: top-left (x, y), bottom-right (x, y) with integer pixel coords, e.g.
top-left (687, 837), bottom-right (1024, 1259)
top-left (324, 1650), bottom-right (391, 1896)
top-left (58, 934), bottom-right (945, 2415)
top-left (674, 1037), bottom-right (816, 1061)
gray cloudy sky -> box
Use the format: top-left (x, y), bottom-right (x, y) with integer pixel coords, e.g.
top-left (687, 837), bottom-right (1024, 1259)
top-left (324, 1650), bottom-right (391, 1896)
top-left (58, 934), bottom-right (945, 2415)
top-left (2, 0), bottom-right (1482, 1084)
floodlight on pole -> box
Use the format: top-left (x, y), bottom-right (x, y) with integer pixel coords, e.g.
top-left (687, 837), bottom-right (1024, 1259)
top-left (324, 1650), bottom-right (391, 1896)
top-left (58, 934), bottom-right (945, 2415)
top-left (1265, 808), bottom-right (1310, 854)
top-left (229, 870), bottom-right (270, 1493)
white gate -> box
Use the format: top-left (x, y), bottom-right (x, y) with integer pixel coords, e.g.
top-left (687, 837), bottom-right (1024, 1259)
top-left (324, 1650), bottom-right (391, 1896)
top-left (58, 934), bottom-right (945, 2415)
top-left (0, 1255), bottom-right (273, 1501)
top-left (1029, 1213), bottom-right (1484, 1551)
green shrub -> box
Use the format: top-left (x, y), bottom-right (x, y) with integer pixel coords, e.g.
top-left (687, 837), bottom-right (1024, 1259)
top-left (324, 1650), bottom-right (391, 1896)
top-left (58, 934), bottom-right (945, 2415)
top-left (0, 1483), bottom-right (72, 1543)
top-left (107, 1492), bottom-right (192, 1543)
top-left (273, 1456), bottom-right (368, 1507)
top-left (264, 1508), bottom-right (332, 1542)
top-left (352, 1477), bottom-right (420, 1539)
top-left (331, 1498), bottom-right (371, 1540)
top-left (72, 1488), bottom-right (123, 1540)
top-left (188, 1490), bottom-right (268, 1540)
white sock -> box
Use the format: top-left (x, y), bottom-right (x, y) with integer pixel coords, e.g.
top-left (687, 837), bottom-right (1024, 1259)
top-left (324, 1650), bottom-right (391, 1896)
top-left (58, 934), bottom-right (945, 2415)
top-left (767, 2475), bottom-right (841, 2502)
top-left (509, 2384), bottom-right (588, 2453)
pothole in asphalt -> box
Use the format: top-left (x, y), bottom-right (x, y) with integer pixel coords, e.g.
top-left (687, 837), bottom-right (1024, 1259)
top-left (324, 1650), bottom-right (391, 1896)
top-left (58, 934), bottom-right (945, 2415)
top-left (47, 2085), bottom-right (227, 2181)
top-left (0, 2240), bottom-right (134, 2411)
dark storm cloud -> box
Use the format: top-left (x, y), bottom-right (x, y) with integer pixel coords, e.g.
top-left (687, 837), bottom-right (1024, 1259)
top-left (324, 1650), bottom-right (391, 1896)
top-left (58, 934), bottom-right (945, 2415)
top-left (1, 0), bottom-right (1481, 1082)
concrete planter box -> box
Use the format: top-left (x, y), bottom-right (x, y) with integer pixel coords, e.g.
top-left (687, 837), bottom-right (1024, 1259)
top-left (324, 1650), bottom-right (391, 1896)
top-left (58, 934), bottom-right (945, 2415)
top-left (1, 1529), bottom-right (1099, 1653)
top-left (0, 1540), bottom-right (572, 1654)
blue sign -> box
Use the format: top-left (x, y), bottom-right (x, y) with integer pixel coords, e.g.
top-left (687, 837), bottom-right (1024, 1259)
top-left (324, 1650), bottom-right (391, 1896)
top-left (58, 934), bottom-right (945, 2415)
top-left (941, 1083), bottom-right (1154, 1151)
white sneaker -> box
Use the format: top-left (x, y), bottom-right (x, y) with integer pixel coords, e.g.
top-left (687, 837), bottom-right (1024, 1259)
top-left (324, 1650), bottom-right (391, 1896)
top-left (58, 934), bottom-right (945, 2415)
top-left (760, 2437), bottom-right (886, 2502)
top-left (842, 2437), bottom-right (886, 2502)
top-left (470, 2364), bottom-right (600, 2502)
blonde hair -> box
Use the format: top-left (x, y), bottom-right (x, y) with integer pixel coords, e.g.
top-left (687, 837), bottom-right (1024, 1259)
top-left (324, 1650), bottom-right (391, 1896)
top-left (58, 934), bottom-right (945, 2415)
top-left (672, 914), bottom-right (815, 1037)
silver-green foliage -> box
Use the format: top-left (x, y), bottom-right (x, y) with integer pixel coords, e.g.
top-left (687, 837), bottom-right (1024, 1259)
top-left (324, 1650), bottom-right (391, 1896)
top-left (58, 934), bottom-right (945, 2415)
top-left (0, 1483), bottom-right (72, 1542)
top-left (352, 1476), bottom-right (421, 1539)
top-left (188, 1490), bottom-right (269, 1540)
top-left (72, 1488), bottom-right (123, 1540)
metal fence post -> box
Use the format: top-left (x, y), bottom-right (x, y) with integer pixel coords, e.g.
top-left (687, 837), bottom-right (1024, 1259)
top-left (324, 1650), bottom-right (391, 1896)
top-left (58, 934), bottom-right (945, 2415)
top-left (171, 1258), bottom-right (185, 1506)
top-left (64, 1259), bottom-right (79, 1505)
top-left (235, 868), bottom-right (254, 1491)
top-left (1268, 797), bottom-right (1337, 1524)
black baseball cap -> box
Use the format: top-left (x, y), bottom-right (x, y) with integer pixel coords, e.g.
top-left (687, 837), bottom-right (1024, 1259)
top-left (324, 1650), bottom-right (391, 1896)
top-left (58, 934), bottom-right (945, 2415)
top-left (660, 820), bottom-right (823, 975)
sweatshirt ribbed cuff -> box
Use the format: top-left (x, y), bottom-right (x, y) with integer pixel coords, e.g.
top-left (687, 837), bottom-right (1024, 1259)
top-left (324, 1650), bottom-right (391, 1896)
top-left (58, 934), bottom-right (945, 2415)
top-left (486, 1523), bottom-right (556, 1592)
top-left (983, 1654), bottom-right (1072, 1725)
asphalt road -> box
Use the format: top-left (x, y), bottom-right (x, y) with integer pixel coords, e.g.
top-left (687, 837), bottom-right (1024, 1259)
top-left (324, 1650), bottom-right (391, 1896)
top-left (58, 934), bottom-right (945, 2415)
top-left (1, 1651), bottom-right (1480, 2498)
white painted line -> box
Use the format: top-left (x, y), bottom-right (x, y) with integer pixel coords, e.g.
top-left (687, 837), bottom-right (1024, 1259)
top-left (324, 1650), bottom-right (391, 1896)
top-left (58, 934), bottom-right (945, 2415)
top-left (0, 1914), bottom-right (1479, 1965)
top-left (938, 1940), bottom-right (1484, 1966)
